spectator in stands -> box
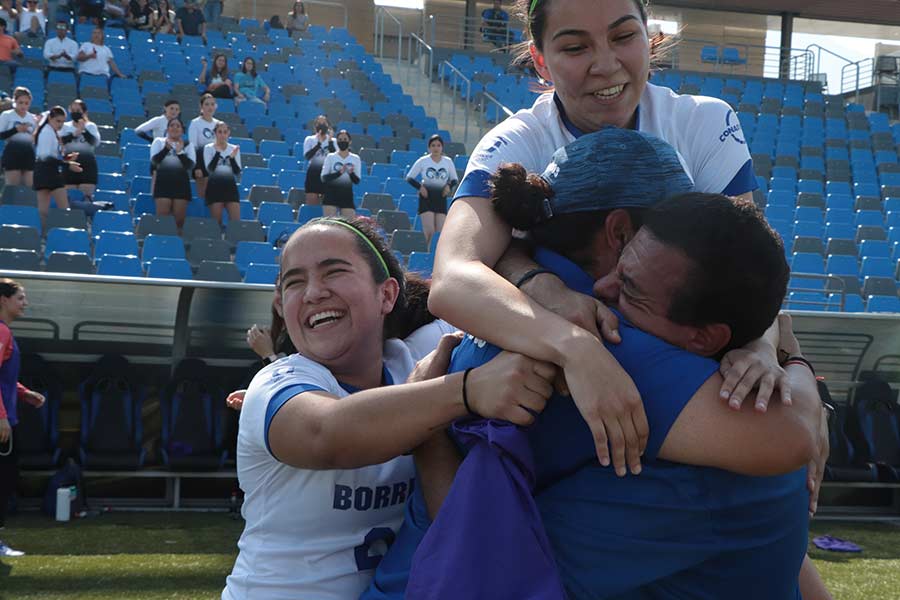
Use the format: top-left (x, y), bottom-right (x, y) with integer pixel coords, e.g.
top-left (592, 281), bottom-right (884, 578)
top-left (320, 129), bottom-right (360, 218)
top-left (302, 114), bottom-right (334, 205)
top-left (405, 134), bottom-right (458, 247)
top-left (175, 0), bottom-right (206, 44)
top-left (202, 0), bottom-right (222, 27)
top-left (222, 216), bottom-right (547, 599)
top-left (233, 57), bottom-right (269, 106)
top-left (135, 99), bottom-right (180, 142)
top-left (77, 0), bottom-right (105, 24)
top-left (203, 120), bottom-right (240, 225)
top-left (127, 0), bottom-right (154, 31)
top-left (0, 87), bottom-right (37, 187)
top-left (0, 17), bottom-right (23, 72)
top-left (286, 1), bottom-right (308, 34)
top-left (150, 117), bottom-right (195, 230)
top-left (0, 279), bottom-right (46, 559)
top-left (153, 0), bottom-right (176, 34)
top-left (480, 0), bottom-right (509, 47)
top-left (42, 20), bottom-right (77, 71)
top-left (76, 27), bottom-right (127, 79)
top-left (34, 106), bottom-right (80, 222)
top-left (62, 99), bottom-right (101, 200)
top-left (15, 0), bottom-right (46, 42)
top-left (429, 0), bottom-right (760, 467)
top-left (0, 1), bottom-right (17, 33)
top-left (267, 14), bottom-right (283, 30)
top-left (198, 53), bottom-right (234, 99)
top-left (188, 92), bottom-right (219, 199)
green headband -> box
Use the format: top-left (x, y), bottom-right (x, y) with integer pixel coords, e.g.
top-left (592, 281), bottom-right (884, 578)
top-left (321, 219), bottom-right (391, 280)
top-left (529, 0), bottom-right (539, 15)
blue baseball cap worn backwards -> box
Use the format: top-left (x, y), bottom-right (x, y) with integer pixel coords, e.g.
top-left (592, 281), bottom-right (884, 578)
top-left (537, 128), bottom-right (695, 220)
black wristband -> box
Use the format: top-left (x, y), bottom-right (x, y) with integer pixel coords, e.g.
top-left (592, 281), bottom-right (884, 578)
top-left (462, 368), bottom-right (479, 417)
top-left (515, 268), bottom-right (554, 289)
top-left (782, 355), bottom-right (815, 376)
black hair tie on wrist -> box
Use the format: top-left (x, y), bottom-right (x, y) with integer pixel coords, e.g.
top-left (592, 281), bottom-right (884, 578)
top-left (462, 368), bottom-right (479, 417)
top-left (515, 268), bottom-right (554, 289)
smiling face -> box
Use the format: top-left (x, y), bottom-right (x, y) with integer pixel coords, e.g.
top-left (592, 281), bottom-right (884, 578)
top-left (531, 0), bottom-right (649, 131)
top-left (279, 225), bottom-right (399, 376)
top-left (214, 54), bottom-right (227, 70)
top-left (0, 287), bottom-right (28, 322)
top-left (166, 119), bottom-right (184, 139)
top-left (593, 227), bottom-right (698, 349)
top-left (164, 102), bottom-right (180, 120)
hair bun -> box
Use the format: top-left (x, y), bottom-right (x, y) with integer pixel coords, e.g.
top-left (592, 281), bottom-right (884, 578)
top-left (490, 162), bottom-right (552, 230)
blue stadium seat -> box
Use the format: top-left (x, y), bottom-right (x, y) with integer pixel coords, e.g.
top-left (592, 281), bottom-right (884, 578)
top-left (269, 155), bottom-right (301, 173)
top-left (790, 252), bottom-right (825, 274)
top-left (267, 221), bottom-right (301, 244)
top-left (96, 254), bottom-right (144, 277)
top-left (130, 176), bottom-right (153, 196)
top-left (0, 205), bottom-right (41, 234)
top-left (244, 263), bottom-right (280, 284)
top-left (794, 207), bottom-right (823, 224)
top-left (146, 257), bottom-right (193, 279)
top-left (826, 293), bottom-right (865, 312)
top-left (866, 295), bottom-right (900, 313)
top-left (45, 228), bottom-right (91, 260)
top-left (93, 211), bottom-right (134, 234)
top-left (787, 291), bottom-right (827, 311)
top-left (860, 257), bottom-right (894, 279)
top-left (234, 241), bottom-right (280, 275)
top-left (297, 204), bottom-right (324, 224)
top-left (259, 140), bottom-right (291, 156)
top-left (95, 232), bottom-right (139, 258)
top-left (859, 240), bottom-right (891, 259)
top-left (825, 254), bottom-right (858, 277)
top-left (278, 170), bottom-right (306, 192)
top-left (257, 202), bottom-right (294, 227)
top-left (855, 210), bottom-right (884, 227)
top-left (141, 234), bottom-right (186, 268)
top-left (407, 252), bottom-right (434, 277)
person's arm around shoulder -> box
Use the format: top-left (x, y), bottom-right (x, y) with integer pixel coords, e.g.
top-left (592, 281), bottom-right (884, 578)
top-left (268, 335), bottom-right (555, 470)
top-left (659, 314), bottom-right (820, 476)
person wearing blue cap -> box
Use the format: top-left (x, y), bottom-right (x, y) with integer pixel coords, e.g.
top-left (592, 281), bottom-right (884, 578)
top-left (362, 129), bottom-right (830, 600)
top-left (427, 0), bottom-right (765, 483)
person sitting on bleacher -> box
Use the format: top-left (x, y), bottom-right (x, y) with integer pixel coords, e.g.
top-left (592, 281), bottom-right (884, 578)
top-left (233, 57), bottom-right (269, 107)
top-left (76, 27), bottom-right (126, 79)
top-left (0, 0), bottom-right (17, 34)
top-left (198, 53), bottom-right (234, 99)
top-left (127, 0), bottom-right (154, 31)
top-left (42, 20), bottom-right (77, 71)
top-left (76, 0), bottom-right (105, 24)
top-left (135, 98), bottom-right (180, 142)
top-left (152, 0), bottom-right (176, 35)
top-left (0, 17), bottom-right (23, 73)
top-left (480, 0), bottom-right (509, 47)
top-left (175, 0), bottom-right (205, 44)
top-left (15, 0), bottom-right (46, 42)
top-left (320, 129), bottom-right (361, 218)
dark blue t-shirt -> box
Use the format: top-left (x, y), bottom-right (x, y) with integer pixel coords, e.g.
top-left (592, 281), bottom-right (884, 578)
top-left (362, 248), bottom-right (807, 600)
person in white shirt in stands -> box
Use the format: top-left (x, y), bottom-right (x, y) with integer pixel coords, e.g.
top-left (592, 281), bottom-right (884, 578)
top-left (76, 27), bottom-right (126, 79)
top-left (33, 106), bottom-right (81, 224)
top-left (135, 98), bottom-right (180, 142)
top-left (42, 20), bottom-right (77, 71)
top-left (15, 0), bottom-right (46, 42)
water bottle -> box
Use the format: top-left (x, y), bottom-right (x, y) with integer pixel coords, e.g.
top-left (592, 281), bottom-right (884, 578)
top-left (55, 487), bottom-right (70, 521)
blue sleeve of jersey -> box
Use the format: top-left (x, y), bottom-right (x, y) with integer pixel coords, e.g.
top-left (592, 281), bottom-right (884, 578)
top-left (452, 169), bottom-right (492, 201)
top-left (721, 159), bottom-right (758, 196)
top-left (607, 323), bottom-right (719, 460)
top-left (264, 383), bottom-right (327, 457)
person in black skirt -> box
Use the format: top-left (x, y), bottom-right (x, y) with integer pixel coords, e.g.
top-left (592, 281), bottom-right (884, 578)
top-left (319, 129), bottom-right (361, 218)
top-left (203, 120), bottom-right (241, 225)
top-left (61, 99), bottom-right (100, 199)
top-left (0, 87), bottom-right (39, 187)
top-left (33, 106), bottom-right (82, 225)
top-left (302, 114), bottom-right (334, 205)
top-left (150, 118), bottom-right (195, 230)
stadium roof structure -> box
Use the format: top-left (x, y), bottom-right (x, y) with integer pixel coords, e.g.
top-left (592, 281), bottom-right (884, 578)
top-left (658, 0), bottom-right (900, 28)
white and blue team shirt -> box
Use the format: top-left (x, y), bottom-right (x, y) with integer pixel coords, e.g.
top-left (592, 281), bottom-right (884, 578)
top-left (405, 155), bottom-right (459, 194)
top-left (321, 151), bottom-right (362, 185)
top-left (223, 322), bottom-right (448, 600)
top-left (135, 115), bottom-right (171, 141)
top-left (456, 83), bottom-right (756, 201)
top-left (303, 134), bottom-right (336, 170)
top-left (188, 116), bottom-right (220, 152)
top-left (0, 110), bottom-right (38, 136)
top-left (34, 124), bottom-right (62, 160)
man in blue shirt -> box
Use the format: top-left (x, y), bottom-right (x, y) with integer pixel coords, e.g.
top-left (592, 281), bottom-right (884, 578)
top-left (362, 129), bottom-right (829, 600)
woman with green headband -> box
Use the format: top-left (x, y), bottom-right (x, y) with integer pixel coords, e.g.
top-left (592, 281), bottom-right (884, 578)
top-left (223, 216), bottom-right (556, 600)
top-left (429, 0), bottom-right (763, 479)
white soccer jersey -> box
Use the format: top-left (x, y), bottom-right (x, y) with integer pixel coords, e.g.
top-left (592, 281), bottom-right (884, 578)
top-left (320, 151), bottom-right (362, 185)
top-left (303, 134), bottom-right (335, 169)
top-left (457, 83), bottom-right (753, 201)
top-left (188, 116), bottom-right (219, 151)
top-left (0, 110), bottom-right (38, 135)
top-left (223, 324), bottom-right (446, 600)
top-left (406, 155), bottom-right (459, 193)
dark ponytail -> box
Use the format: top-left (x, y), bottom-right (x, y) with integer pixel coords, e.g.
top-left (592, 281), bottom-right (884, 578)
top-left (34, 105), bottom-right (65, 144)
top-left (490, 162), bottom-right (554, 231)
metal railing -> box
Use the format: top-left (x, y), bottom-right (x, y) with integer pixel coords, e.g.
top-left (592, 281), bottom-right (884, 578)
top-left (407, 33), bottom-right (434, 106)
top-left (428, 12), bottom-right (518, 53)
top-left (841, 59), bottom-right (874, 101)
top-left (375, 6), bottom-right (404, 66)
top-left (478, 91), bottom-right (513, 138)
top-left (437, 60), bottom-right (472, 145)
top-left (673, 38), bottom-right (815, 82)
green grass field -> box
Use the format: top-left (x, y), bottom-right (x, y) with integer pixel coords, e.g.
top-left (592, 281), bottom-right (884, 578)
top-left (1, 512), bottom-right (898, 599)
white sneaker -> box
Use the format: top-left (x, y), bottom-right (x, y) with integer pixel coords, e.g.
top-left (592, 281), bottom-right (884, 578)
top-left (0, 540), bottom-right (25, 557)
